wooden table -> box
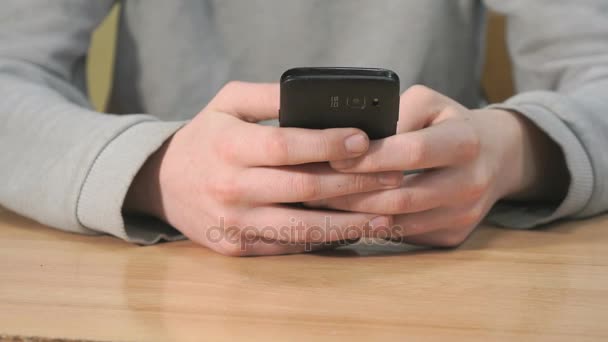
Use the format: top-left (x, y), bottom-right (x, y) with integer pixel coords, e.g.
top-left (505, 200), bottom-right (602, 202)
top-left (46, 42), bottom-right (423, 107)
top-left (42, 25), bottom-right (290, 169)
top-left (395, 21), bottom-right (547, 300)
top-left (1, 207), bottom-right (607, 342)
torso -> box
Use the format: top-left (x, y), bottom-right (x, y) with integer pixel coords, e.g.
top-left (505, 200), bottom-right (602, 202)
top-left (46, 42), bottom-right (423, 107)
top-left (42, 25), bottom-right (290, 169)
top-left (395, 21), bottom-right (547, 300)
top-left (108, 0), bottom-right (485, 120)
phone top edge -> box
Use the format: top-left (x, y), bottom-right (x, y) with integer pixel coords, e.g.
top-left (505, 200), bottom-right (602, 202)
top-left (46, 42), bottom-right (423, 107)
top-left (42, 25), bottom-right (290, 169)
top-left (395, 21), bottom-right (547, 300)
top-left (281, 67), bottom-right (400, 84)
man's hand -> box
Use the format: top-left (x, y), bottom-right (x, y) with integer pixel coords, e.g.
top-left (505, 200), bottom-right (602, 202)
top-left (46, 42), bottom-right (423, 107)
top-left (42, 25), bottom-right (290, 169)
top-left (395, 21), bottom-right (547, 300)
top-left (124, 82), bottom-right (402, 256)
top-left (306, 85), bottom-right (568, 247)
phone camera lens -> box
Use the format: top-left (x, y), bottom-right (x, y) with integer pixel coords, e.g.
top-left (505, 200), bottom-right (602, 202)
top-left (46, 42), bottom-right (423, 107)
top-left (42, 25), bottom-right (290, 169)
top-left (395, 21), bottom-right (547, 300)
top-left (347, 96), bottom-right (366, 109)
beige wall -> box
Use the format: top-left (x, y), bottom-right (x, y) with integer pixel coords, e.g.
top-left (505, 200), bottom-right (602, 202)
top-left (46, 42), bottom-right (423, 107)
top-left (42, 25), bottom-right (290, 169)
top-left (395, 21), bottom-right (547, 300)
top-left (87, 4), bottom-right (119, 111)
top-left (482, 13), bottom-right (514, 104)
top-left (86, 7), bottom-right (513, 112)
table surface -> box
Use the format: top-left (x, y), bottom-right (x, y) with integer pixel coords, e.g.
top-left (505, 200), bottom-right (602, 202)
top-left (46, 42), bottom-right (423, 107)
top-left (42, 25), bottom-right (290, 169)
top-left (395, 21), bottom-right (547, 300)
top-left (1, 207), bottom-right (607, 342)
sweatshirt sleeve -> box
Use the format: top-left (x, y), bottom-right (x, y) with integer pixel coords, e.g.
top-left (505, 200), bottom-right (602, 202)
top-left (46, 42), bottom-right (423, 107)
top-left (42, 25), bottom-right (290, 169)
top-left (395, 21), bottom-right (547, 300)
top-left (0, 1), bottom-right (185, 243)
top-left (483, 0), bottom-right (608, 228)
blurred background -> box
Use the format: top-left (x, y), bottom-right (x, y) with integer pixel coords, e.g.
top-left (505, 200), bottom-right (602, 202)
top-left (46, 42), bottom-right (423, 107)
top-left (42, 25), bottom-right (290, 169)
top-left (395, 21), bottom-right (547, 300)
top-left (86, 4), bottom-right (514, 112)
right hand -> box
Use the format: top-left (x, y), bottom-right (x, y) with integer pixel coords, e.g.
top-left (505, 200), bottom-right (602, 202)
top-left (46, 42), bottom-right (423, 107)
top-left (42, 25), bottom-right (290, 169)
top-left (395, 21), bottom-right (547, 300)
top-left (125, 82), bottom-right (401, 256)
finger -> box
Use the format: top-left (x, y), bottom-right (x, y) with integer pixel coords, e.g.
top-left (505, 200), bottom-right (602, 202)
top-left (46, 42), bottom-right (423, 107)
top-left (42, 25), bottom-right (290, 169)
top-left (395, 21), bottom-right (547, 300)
top-left (305, 167), bottom-right (486, 215)
top-left (207, 81), bottom-right (279, 122)
top-left (183, 211), bottom-right (360, 256)
top-left (395, 204), bottom-right (488, 248)
top-left (330, 119), bottom-right (480, 172)
top-left (219, 123), bottom-right (371, 166)
top-left (246, 239), bottom-right (355, 256)
top-left (396, 85), bottom-right (464, 132)
top-left (238, 164), bottom-right (403, 203)
top-left (240, 205), bottom-right (391, 243)
top-left (378, 204), bottom-right (484, 241)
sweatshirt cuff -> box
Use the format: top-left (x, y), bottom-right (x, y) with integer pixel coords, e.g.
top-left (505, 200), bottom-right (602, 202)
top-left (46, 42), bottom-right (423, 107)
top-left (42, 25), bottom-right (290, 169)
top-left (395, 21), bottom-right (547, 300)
top-left (485, 92), bottom-right (594, 229)
top-left (76, 119), bottom-right (186, 244)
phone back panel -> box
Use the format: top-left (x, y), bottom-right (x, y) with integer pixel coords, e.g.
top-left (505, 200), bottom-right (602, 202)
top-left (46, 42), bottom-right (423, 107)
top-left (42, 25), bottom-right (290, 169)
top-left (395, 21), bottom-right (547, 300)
top-left (279, 68), bottom-right (400, 139)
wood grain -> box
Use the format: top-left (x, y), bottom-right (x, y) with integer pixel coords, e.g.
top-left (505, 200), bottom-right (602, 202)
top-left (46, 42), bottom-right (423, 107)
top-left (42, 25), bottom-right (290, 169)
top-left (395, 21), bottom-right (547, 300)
top-left (1, 207), bottom-right (607, 341)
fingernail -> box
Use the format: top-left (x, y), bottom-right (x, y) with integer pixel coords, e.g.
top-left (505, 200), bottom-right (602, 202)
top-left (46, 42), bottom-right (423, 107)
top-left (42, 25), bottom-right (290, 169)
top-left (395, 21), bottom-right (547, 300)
top-left (369, 216), bottom-right (390, 230)
top-left (344, 133), bottom-right (368, 154)
top-left (378, 173), bottom-right (402, 186)
top-left (331, 159), bottom-right (356, 169)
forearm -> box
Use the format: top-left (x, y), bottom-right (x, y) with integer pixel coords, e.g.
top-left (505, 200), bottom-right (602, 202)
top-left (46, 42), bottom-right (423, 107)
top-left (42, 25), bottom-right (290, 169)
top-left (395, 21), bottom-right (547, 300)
top-left (0, 1), bottom-right (188, 243)
top-left (486, 85), bottom-right (608, 229)
top-left (0, 70), bottom-right (171, 234)
top-left (482, 0), bottom-right (608, 228)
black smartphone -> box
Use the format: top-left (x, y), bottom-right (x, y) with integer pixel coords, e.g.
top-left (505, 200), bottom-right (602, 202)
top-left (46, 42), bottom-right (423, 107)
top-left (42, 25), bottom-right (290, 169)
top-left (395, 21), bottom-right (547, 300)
top-left (279, 67), bottom-right (400, 139)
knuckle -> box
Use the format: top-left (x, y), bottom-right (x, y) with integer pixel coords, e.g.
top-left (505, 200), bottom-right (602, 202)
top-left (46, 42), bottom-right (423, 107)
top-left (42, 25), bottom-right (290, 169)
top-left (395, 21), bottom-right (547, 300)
top-left (459, 125), bottom-right (481, 160)
top-left (289, 173), bottom-right (320, 201)
top-left (400, 221), bottom-right (426, 236)
top-left (443, 105), bottom-right (464, 119)
top-left (207, 177), bottom-right (242, 204)
top-left (457, 207), bottom-right (484, 227)
top-left (350, 174), bottom-right (373, 192)
top-left (217, 214), bottom-right (247, 256)
top-left (220, 80), bottom-right (244, 96)
top-left (218, 241), bottom-right (246, 257)
top-left (212, 81), bottom-right (244, 109)
top-left (406, 84), bottom-right (437, 102)
top-left (466, 136), bottom-right (482, 160)
top-left (390, 190), bottom-right (415, 213)
top-left (471, 206), bottom-right (486, 222)
top-left (213, 139), bottom-right (238, 163)
top-left (339, 195), bottom-right (356, 212)
top-left (466, 170), bottom-right (491, 201)
top-left (403, 136), bottom-right (426, 167)
top-left (436, 231), bottom-right (469, 248)
top-left (221, 211), bottom-right (243, 228)
top-left (357, 153), bottom-right (380, 171)
top-left (264, 128), bottom-right (290, 164)
top-left (313, 133), bottom-right (332, 159)
top-left (457, 213), bottom-right (477, 228)
top-left (465, 179), bottom-right (487, 202)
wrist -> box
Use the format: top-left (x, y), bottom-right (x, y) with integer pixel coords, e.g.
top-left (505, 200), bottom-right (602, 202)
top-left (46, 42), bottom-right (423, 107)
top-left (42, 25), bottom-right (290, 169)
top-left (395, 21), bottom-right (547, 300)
top-left (123, 138), bottom-right (170, 221)
top-left (498, 109), bottom-right (569, 202)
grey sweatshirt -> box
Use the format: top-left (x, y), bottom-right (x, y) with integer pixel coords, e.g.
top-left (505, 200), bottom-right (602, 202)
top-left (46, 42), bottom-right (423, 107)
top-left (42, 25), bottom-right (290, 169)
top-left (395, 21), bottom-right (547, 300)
top-left (1, 1), bottom-right (607, 244)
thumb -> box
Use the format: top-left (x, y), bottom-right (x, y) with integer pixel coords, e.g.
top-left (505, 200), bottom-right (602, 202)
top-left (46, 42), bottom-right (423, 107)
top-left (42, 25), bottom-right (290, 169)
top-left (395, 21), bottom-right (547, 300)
top-left (396, 85), bottom-right (457, 133)
top-left (206, 81), bottom-right (279, 122)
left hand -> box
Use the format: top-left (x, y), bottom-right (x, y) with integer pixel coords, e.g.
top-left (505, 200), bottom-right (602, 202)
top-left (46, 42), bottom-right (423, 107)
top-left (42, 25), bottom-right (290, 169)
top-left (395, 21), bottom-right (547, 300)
top-left (305, 85), bottom-right (567, 247)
